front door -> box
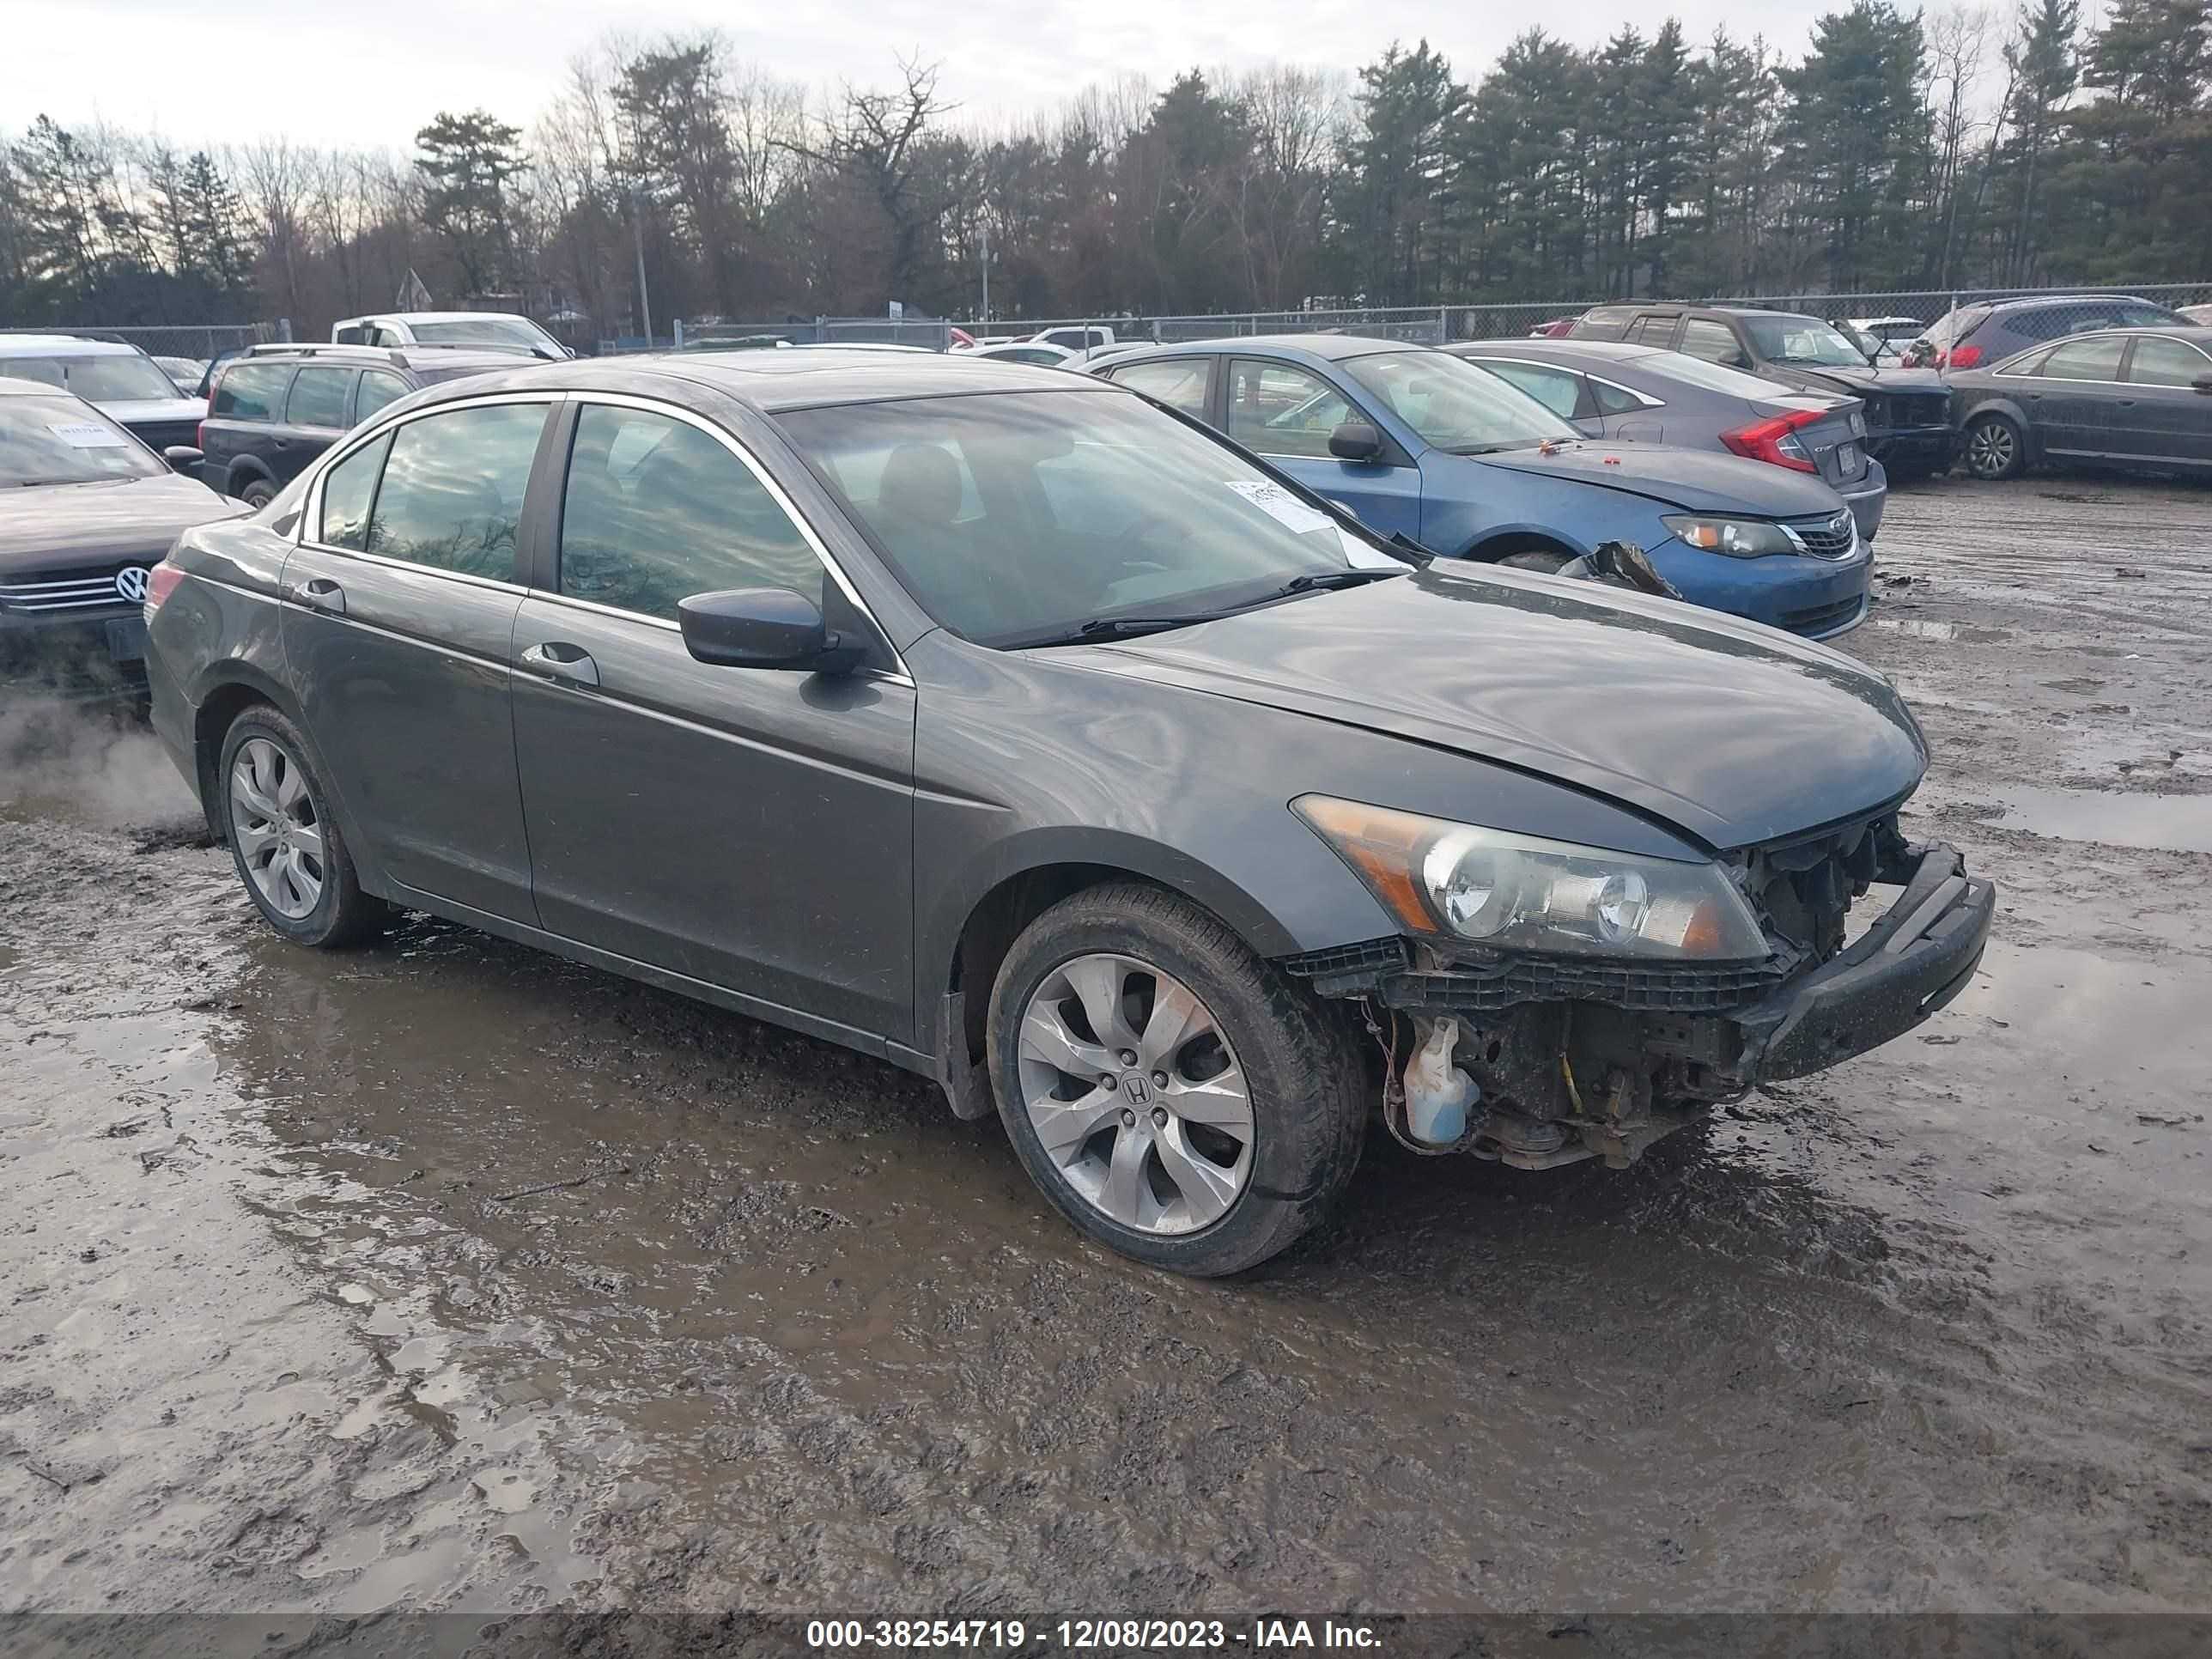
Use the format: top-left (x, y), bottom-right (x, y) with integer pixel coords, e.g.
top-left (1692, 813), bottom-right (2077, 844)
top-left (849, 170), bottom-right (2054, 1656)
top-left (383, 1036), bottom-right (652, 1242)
top-left (2119, 336), bottom-right (2212, 467)
top-left (1223, 357), bottom-right (1422, 541)
top-left (2032, 335), bottom-right (2128, 458)
top-left (280, 398), bottom-right (554, 922)
top-left (509, 399), bottom-right (918, 1045)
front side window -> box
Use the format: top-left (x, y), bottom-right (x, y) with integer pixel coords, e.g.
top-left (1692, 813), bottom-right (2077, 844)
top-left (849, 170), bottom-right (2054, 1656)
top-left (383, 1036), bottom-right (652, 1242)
top-left (214, 362), bottom-right (291, 419)
top-left (2041, 337), bottom-right (2124, 381)
top-left (780, 390), bottom-right (1401, 648)
top-left (558, 405), bottom-right (822, 620)
top-left (0, 395), bottom-right (162, 484)
top-left (285, 367), bottom-right (355, 428)
top-left (366, 402), bottom-right (545, 579)
top-left (1340, 351), bottom-right (1580, 453)
top-left (1226, 360), bottom-right (1352, 457)
top-left (1680, 319), bottom-right (1753, 368)
top-left (318, 432), bottom-right (392, 550)
top-left (1109, 357), bottom-right (1210, 416)
top-left (2125, 337), bottom-right (2212, 387)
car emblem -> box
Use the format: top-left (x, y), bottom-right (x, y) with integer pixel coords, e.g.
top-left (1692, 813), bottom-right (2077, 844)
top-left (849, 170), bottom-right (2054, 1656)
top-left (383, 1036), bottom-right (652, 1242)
top-left (115, 566), bottom-right (151, 603)
top-left (1122, 1074), bottom-right (1151, 1105)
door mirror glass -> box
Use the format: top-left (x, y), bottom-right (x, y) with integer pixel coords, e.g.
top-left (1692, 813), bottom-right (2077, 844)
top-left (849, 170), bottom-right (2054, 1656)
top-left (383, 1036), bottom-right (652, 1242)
top-left (1328, 420), bottom-right (1382, 461)
top-left (678, 587), bottom-right (860, 673)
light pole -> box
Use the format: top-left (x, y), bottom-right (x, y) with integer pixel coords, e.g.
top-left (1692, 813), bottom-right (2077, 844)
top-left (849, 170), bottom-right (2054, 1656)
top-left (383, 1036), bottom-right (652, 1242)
top-left (629, 185), bottom-right (653, 344)
top-left (979, 216), bottom-right (990, 326)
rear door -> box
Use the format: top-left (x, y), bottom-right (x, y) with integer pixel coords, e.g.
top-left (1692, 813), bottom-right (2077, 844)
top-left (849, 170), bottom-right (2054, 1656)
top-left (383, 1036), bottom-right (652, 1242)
top-left (1222, 356), bottom-right (1421, 539)
top-left (2032, 336), bottom-right (2128, 457)
top-left (508, 397), bottom-right (917, 1042)
top-left (2118, 335), bottom-right (2212, 467)
top-left (281, 395), bottom-right (557, 922)
top-left (204, 359), bottom-right (295, 495)
top-left (353, 368), bottom-right (413, 426)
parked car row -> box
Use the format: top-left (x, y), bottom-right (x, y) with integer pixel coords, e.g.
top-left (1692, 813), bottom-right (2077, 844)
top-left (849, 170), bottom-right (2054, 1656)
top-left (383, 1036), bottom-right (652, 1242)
top-left (135, 347), bottom-right (1995, 1273)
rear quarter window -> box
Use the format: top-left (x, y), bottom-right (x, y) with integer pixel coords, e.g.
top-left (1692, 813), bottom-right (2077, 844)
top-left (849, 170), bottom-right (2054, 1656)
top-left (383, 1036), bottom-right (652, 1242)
top-left (214, 362), bottom-right (292, 420)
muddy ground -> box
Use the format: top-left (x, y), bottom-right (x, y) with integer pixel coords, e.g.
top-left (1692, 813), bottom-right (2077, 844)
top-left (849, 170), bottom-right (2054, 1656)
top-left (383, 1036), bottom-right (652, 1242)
top-left (2, 475), bottom-right (2209, 1628)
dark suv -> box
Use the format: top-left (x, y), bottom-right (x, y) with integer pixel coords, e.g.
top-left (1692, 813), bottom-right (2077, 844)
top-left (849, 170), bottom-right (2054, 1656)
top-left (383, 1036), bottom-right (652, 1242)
top-left (1570, 305), bottom-right (1956, 481)
top-left (198, 343), bottom-right (519, 507)
top-left (1914, 294), bottom-right (2192, 374)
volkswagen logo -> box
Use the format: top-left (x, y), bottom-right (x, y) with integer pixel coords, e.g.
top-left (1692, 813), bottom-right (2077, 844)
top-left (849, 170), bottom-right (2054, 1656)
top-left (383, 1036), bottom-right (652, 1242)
top-left (114, 566), bottom-right (151, 603)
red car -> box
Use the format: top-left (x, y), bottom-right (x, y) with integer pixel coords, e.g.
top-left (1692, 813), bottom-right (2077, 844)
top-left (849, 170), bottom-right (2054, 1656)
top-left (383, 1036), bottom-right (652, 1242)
top-left (1528, 316), bottom-right (1582, 338)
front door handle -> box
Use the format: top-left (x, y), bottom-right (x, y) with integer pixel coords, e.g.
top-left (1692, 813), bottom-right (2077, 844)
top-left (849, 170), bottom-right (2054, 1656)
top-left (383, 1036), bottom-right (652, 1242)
top-left (519, 641), bottom-right (599, 688)
top-left (289, 576), bottom-right (345, 615)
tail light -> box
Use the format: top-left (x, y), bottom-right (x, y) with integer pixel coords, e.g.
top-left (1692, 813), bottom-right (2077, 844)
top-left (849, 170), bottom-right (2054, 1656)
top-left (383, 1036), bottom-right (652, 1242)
top-left (144, 561), bottom-right (185, 612)
top-left (1719, 406), bottom-right (1824, 472)
top-left (1948, 345), bottom-right (1983, 369)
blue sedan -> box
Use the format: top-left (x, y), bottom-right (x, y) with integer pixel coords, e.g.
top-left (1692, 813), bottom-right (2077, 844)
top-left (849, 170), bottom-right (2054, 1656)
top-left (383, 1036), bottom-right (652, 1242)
top-left (1093, 336), bottom-right (1873, 640)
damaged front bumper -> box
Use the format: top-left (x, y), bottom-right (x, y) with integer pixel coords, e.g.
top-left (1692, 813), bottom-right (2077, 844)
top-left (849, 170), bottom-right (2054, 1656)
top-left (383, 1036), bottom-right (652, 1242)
top-left (1282, 841), bottom-right (1994, 1165)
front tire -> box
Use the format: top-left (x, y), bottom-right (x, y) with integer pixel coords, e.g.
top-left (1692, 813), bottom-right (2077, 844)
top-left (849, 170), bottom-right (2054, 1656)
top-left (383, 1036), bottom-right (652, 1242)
top-left (1962, 414), bottom-right (2026, 481)
top-left (988, 883), bottom-right (1365, 1276)
top-left (218, 706), bottom-right (387, 947)
top-left (238, 478), bottom-right (277, 509)
top-left (1495, 548), bottom-right (1572, 573)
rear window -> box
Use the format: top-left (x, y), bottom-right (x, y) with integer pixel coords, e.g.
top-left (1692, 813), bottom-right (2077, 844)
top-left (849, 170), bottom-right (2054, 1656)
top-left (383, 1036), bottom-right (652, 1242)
top-left (1645, 352), bottom-right (1804, 399)
top-left (215, 362), bottom-right (292, 420)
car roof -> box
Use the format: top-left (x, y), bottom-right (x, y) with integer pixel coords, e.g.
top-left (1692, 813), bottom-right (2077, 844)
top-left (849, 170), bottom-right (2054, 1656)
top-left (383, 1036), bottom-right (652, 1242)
top-left (392, 348), bottom-right (1113, 416)
top-left (2020, 325), bottom-right (2212, 347)
top-left (1979, 293), bottom-right (2163, 313)
top-left (0, 334), bottom-right (139, 356)
top-left (240, 342), bottom-right (520, 371)
top-left (341, 310), bottom-right (541, 325)
top-left (1113, 332), bottom-right (1429, 364)
top-left (1451, 338), bottom-right (1659, 362)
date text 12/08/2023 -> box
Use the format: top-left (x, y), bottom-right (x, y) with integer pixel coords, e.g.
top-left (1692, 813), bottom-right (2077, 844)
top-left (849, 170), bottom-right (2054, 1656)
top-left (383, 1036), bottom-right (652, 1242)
top-left (804, 1620), bottom-right (1385, 1650)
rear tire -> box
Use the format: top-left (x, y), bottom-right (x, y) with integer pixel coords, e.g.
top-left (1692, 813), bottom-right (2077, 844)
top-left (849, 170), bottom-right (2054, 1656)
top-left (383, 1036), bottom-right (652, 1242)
top-left (238, 478), bottom-right (277, 509)
top-left (988, 883), bottom-right (1365, 1276)
top-left (217, 705), bottom-right (387, 947)
top-left (1962, 414), bottom-right (2026, 481)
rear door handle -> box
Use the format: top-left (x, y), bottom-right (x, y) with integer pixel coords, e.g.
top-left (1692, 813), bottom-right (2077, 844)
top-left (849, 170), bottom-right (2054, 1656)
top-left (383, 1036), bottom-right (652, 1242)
top-left (289, 577), bottom-right (345, 615)
top-left (519, 641), bottom-right (599, 688)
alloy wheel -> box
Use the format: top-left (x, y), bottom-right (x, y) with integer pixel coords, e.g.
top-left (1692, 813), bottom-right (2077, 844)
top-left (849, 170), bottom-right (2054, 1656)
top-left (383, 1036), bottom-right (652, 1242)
top-left (1967, 419), bottom-right (2016, 477)
top-left (1016, 952), bottom-right (1255, 1236)
top-left (228, 736), bottom-right (325, 919)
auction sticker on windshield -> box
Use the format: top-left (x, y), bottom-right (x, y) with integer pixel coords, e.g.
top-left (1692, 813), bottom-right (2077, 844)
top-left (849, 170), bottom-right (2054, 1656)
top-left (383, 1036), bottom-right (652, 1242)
top-left (1224, 479), bottom-right (1401, 567)
top-left (47, 422), bottom-right (130, 447)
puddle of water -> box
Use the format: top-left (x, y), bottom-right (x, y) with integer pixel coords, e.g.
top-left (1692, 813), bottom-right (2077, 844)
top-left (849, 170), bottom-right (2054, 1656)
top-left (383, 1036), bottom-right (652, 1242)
top-left (1975, 783), bottom-right (2212, 854)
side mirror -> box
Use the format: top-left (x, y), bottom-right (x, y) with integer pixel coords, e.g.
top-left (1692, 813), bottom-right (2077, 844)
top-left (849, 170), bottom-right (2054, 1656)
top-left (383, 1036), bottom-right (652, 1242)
top-left (678, 587), bottom-right (863, 673)
top-left (1328, 421), bottom-right (1383, 461)
top-left (2193, 374), bottom-right (2212, 396)
top-left (162, 445), bottom-right (204, 475)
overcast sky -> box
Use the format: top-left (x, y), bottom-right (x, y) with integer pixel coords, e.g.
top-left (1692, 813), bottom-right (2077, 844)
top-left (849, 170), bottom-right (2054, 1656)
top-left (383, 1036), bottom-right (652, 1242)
top-left (12, 0), bottom-right (1864, 153)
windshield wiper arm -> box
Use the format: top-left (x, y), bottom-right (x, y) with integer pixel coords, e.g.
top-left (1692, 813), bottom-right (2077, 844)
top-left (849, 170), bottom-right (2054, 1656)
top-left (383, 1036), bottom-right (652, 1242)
top-left (1017, 614), bottom-right (1225, 648)
top-left (1275, 568), bottom-right (1405, 595)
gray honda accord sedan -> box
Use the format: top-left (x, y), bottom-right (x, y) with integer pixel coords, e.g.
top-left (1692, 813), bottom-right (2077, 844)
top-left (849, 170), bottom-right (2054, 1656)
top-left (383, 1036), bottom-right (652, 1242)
top-left (145, 351), bottom-right (1994, 1275)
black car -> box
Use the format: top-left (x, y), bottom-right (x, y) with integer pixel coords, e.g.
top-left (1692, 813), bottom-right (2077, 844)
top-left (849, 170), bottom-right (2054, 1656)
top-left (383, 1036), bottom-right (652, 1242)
top-left (199, 343), bottom-right (520, 507)
top-left (1569, 304), bottom-right (1956, 481)
top-left (1917, 293), bottom-right (2192, 375)
top-left (144, 351), bottom-right (1994, 1276)
top-left (0, 380), bottom-right (241, 702)
top-left (1949, 327), bottom-right (2212, 480)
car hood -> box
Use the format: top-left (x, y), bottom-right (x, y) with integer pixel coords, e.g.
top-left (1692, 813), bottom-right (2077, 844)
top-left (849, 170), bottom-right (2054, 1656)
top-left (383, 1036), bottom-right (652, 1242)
top-left (1066, 567), bottom-right (1925, 851)
top-left (0, 472), bottom-right (246, 571)
top-left (98, 396), bottom-right (209, 427)
top-left (1761, 363), bottom-right (1949, 399)
top-left (1469, 441), bottom-right (1843, 518)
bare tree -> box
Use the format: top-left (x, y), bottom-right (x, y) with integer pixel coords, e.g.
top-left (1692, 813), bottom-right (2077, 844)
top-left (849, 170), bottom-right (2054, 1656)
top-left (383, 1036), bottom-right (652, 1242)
top-left (1927, 5), bottom-right (1995, 286)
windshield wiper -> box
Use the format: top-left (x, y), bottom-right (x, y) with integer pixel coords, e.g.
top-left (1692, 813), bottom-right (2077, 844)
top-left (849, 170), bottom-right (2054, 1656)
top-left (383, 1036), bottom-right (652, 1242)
top-left (1274, 568), bottom-right (1406, 595)
top-left (1016, 613), bottom-right (1227, 648)
top-left (1449, 439), bottom-right (1551, 455)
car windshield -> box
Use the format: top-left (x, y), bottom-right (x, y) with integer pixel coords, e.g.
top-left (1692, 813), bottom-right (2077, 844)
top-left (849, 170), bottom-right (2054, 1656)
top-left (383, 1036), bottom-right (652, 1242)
top-left (777, 389), bottom-right (1406, 649)
top-left (0, 395), bottom-right (162, 484)
top-left (1340, 350), bottom-right (1580, 453)
top-left (411, 318), bottom-right (553, 350)
top-left (0, 352), bottom-right (185, 403)
top-left (1740, 315), bottom-right (1869, 367)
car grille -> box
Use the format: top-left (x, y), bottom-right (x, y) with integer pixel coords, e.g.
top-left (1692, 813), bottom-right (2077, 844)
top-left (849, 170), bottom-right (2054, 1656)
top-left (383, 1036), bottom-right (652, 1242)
top-left (0, 562), bottom-right (151, 614)
top-left (123, 419), bottom-right (200, 451)
top-left (1737, 814), bottom-right (1890, 963)
top-left (1785, 511), bottom-right (1857, 559)
top-left (1778, 596), bottom-right (1864, 636)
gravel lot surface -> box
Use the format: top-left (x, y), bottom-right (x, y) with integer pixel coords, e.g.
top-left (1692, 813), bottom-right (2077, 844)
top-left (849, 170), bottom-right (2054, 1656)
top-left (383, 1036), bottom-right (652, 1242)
top-left (2, 475), bottom-right (2208, 1631)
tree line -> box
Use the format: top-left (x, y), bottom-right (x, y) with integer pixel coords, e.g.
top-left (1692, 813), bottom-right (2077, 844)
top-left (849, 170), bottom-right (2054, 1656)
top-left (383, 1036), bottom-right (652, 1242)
top-left (1, 0), bottom-right (2205, 340)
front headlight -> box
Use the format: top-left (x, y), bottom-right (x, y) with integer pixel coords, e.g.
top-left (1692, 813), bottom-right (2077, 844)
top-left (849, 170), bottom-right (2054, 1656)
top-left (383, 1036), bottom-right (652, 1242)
top-left (1293, 796), bottom-right (1769, 961)
top-left (1661, 514), bottom-right (1798, 557)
